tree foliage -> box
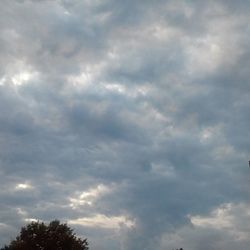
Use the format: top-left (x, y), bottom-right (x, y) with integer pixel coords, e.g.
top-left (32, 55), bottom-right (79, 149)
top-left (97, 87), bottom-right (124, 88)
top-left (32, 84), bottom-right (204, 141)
top-left (1, 220), bottom-right (88, 250)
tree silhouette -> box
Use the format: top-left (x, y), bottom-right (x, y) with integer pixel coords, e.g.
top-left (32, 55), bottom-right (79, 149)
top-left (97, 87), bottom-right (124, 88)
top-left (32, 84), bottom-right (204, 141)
top-left (1, 220), bottom-right (88, 250)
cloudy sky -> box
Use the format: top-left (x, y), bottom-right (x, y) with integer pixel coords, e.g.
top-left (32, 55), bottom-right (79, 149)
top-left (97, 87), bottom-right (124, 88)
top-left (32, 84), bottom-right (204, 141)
top-left (0, 0), bottom-right (250, 249)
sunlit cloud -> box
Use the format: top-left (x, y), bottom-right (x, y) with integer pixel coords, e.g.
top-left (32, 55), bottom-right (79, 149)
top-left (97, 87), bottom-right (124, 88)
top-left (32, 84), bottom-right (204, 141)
top-left (190, 203), bottom-right (233, 229)
top-left (15, 183), bottom-right (32, 190)
top-left (0, 77), bottom-right (6, 86)
top-left (189, 203), bottom-right (250, 241)
top-left (16, 207), bottom-right (27, 216)
top-left (24, 218), bottom-right (39, 223)
top-left (69, 214), bottom-right (135, 229)
top-left (11, 72), bottom-right (32, 86)
top-left (69, 184), bottom-right (111, 208)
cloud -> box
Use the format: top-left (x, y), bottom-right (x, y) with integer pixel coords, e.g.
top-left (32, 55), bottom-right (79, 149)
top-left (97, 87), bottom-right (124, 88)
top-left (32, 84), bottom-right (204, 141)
top-left (0, 0), bottom-right (250, 249)
top-left (161, 202), bottom-right (250, 250)
top-left (69, 214), bottom-right (135, 229)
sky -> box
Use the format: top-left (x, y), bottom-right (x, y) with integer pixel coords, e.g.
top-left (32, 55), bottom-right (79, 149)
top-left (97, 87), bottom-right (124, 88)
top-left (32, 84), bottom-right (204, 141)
top-left (0, 0), bottom-right (250, 249)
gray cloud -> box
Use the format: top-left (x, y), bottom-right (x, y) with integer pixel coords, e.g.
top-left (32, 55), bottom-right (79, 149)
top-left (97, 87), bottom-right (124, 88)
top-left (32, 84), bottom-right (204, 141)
top-left (0, 0), bottom-right (250, 249)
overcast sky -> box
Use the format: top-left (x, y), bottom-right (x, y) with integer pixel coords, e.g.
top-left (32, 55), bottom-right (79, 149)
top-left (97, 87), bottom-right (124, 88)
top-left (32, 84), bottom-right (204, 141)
top-left (0, 0), bottom-right (250, 249)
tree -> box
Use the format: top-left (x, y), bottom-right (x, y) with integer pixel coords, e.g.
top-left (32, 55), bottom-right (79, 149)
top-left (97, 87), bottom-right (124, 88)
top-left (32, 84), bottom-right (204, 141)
top-left (1, 220), bottom-right (88, 250)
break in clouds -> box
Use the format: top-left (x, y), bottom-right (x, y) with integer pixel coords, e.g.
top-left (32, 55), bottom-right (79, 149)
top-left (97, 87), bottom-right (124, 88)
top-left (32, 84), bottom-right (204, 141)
top-left (0, 0), bottom-right (250, 249)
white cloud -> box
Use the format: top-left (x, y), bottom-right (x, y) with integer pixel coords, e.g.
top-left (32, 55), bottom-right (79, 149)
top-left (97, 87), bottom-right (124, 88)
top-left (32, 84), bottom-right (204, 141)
top-left (16, 207), bottom-right (27, 216)
top-left (69, 214), bottom-right (135, 229)
top-left (11, 72), bottom-right (32, 86)
top-left (15, 183), bottom-right (33, 190)
top-left (69, 184), bottom-right (111, 208)
top-left (24, 218), bottom-right (39, 223)
top-left (190, 203), bottom-right (250, 240)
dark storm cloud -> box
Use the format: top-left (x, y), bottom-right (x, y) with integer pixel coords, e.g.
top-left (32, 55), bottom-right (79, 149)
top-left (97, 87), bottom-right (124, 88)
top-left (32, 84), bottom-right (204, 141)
top-left (0, 0), bottom-right (250, 249)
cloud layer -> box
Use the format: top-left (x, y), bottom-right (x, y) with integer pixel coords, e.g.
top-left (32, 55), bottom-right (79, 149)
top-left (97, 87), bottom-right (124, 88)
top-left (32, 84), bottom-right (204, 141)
top-left (0, 1), bottom-right (250, 249)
